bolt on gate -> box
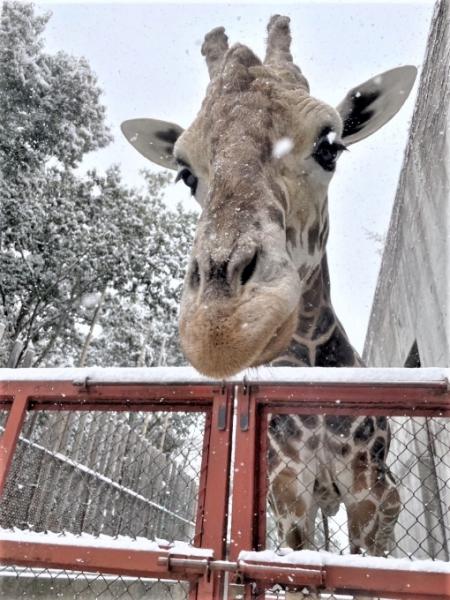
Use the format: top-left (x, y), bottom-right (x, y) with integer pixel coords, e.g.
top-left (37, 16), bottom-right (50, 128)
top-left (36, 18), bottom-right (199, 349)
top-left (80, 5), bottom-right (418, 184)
top-left (0, 367), bottom-right (449, 600)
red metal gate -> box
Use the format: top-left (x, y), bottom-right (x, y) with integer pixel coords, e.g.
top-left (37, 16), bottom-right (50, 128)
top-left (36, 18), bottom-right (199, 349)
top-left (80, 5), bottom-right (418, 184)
top-left (1, 369), bottom-right (449, 599)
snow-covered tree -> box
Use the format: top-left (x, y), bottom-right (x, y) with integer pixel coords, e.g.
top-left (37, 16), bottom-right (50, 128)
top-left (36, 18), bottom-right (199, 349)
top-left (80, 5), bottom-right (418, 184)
top-left (1, 164), bottom-right (196, 367)
top-left (0, 2), bottom-right (196, 368)
top-left (0, 1), bottom-right (111, 178)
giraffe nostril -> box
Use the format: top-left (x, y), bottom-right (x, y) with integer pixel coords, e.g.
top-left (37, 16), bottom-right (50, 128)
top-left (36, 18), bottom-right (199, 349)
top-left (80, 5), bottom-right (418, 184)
top-left (240, 251), bottom-right (258, 286)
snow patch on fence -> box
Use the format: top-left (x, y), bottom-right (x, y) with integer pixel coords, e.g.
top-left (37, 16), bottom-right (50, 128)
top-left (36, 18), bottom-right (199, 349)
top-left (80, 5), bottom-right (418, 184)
top-left (0, 527), bottom-right (212, 557)
top-left (1, 365), bottom-right (449, 385)
top-left (239, 549), bottom-right (450, 573)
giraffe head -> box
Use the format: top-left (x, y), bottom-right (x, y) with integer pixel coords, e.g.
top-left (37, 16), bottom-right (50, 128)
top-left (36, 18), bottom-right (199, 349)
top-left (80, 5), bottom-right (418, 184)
top-left (122, 16), bottom-right (416, 377)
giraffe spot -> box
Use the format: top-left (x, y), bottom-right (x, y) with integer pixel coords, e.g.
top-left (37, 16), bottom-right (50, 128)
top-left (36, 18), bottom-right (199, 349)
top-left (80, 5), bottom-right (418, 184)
top-left (268, 445), bottom-right (281, 469)
top-left (348, 499), bottom-right (377, 540)
top-left (354, 417), bottom-right (375, 444)
top-left (325, 438), bottom-right (351, 457)
top-left (319, 218), bottom-right (329, 248)
top-left (306, 434), bottom-right (319, 450)
top-left (315, 327), bottom-right (356, 366)
top-left (271, 469), bottom-right (306, 520)
top-left (382, 487), bottom-right (401, 508)
top-left (267, 205), bottom-right (284, 229)
top-left (351, 450), bottom-right (369, 493)
top-left (376, 416), bottom-right (387, 430)
top-left (341, 443), bottom-right (351, 457)
top-left (371, 468), bottom-right (400, 502)
top-left (253, 220), bottom-right (262, 231)
top-left (370, 436), bottom-right (387, 463)
top-left (298, 265), bottom-right (309, 281)
top-left (300, 415), bottom-right (318, 429)
top-left (324, 415), bottom-right (354, 437)
top-left (286, 226), bottom-right (297, 248)
top-left (269, 415), bottom-right (303, 441)
top-left (387, 469), bottom-right (397, 485)
top-left (302, 279), bottom-right (322, 311)
top-left (370, 466), bottom-right (389, 500)
top-left (312, 306), bottom-right (335, 340)
top-left (297, 315), bottom-right (315, 336)
top-left (288, 339), bottom-right (311, 365)
top-left (285, 522), bottom-right (306, 551)
top-left (364, 514), bottom-right (380, 553)
top-left (307, 221), bottom-right (320, 255)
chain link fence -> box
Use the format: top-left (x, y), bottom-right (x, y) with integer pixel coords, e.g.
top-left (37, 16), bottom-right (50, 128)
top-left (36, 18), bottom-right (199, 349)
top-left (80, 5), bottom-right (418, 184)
top-left (2, 396), bottom-right (449, 598)
top-left (0, 407), bottom-right (205, 599)
top-left (266, 413), bottom-right (450, 561)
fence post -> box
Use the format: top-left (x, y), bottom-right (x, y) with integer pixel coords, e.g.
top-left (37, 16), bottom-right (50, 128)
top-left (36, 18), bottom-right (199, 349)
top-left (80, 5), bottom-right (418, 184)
top-left (193, 385), bottom-right (233, 600)
top-left (228, 384), bottom-right (266, 599)
top-left (0, 388), bottom-right (29, 496)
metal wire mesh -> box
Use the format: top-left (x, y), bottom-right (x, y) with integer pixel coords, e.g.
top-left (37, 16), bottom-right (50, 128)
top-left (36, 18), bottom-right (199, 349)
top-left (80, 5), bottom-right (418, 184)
top-left (0, 408), bottom-right (205, 599)
top-left (266, 413), bottom-right (450, 562)
top-left (0, 408), bottom-right (8, 429)
top-left (0, 566), bottom-right (190, 599)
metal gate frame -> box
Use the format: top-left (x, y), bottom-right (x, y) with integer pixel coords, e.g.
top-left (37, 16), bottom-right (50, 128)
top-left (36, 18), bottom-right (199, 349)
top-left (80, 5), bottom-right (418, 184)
top-left (1, 372), bottom-right (450, 599)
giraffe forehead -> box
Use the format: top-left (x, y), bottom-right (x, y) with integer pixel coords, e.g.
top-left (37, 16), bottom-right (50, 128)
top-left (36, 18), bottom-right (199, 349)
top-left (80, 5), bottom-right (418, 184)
top-left (182, 86), bottom-right (341, 169)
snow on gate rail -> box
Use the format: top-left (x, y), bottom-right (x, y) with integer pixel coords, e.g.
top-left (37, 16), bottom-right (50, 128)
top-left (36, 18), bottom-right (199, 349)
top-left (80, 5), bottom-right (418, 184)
top-left (0, 366), bottom-right (449, 600)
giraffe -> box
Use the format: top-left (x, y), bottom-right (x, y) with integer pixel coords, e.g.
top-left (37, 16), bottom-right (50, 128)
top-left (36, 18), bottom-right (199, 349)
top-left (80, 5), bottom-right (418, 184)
top-left (122, 15), bottom-right (416, 596)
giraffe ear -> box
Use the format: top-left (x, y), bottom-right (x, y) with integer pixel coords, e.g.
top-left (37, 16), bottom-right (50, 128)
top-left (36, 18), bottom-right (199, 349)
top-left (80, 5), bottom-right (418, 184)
top-left (121, 118), bottom-right (184, 170)
top-left (336, 66), bottom-right (417, 146)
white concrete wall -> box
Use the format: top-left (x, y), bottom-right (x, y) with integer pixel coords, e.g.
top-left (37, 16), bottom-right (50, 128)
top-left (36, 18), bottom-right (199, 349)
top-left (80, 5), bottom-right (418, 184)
top-left (364, 0), bottom-right (449, 368)
top-left (364, 0), bottom-right (450, 560)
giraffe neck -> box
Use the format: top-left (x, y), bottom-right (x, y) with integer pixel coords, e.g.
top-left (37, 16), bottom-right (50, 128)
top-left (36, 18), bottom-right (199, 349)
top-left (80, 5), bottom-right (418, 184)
top-left (273, 255), bottom-right (364, 368)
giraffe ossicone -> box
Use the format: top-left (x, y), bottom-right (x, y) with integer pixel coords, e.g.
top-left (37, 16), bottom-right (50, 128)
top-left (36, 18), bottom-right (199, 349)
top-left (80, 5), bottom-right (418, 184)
top-left (122, 13), bottom-right (416, 591)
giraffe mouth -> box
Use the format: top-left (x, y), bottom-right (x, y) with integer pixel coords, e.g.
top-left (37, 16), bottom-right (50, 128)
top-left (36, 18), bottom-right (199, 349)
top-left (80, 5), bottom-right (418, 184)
top-left (179, 299), bottom-right (298, 379)
top-left (249, 307), bottom-right (298, 368)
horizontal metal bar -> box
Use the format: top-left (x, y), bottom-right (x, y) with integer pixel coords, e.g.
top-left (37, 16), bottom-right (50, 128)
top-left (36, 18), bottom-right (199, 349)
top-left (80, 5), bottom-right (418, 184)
top-left (73, 380), bottom-right (220, 388)
top-left (1, 539), bottom-right (448, 598)
top-left (324, 563), bottom-right (450, 599)
top-left (251, 380), bottom-right (449, 390)
top-left (252, 382), bottom-right (450, 416)
top-left (2, 380), bottom-right (449, 416)
top-left (0, 540), bottom-right (200, 581)
top-left (238, 559), bottom-right (450, 598)
top-left (0, 381), bottom-right (222, 411)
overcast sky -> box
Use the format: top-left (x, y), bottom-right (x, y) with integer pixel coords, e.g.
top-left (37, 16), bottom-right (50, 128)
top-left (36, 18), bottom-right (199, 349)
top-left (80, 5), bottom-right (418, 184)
top-left (38, 1), bottom-right (434, 354)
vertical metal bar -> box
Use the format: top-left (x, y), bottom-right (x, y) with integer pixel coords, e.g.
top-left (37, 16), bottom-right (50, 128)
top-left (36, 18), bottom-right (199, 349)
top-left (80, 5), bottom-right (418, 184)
top-left (195, 385), bottom-right (233, 600)
top-left (229, 385), bottom-right (267, 599)
top-left (257, 408), bottom-right (269, 552)
top-left (193, 408), bottom-right (212, 549)
top-left (230, 384), bottom-right (258, 560)
top-left (0, 391), bottom-right (28, 496)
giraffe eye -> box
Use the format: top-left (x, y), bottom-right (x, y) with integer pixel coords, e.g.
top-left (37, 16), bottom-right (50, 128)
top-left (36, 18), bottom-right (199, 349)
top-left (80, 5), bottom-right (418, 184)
top-left (176, 167), bottom-right (198, 195)
top-left (313, 138), bottom-right (347, 172)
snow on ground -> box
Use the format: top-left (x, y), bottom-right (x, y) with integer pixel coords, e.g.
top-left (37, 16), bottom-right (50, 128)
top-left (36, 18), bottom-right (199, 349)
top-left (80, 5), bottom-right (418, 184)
top-left (239, 549), bottom-right (450, 574)
top-left (1, 366), bottom-right (449, 385)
